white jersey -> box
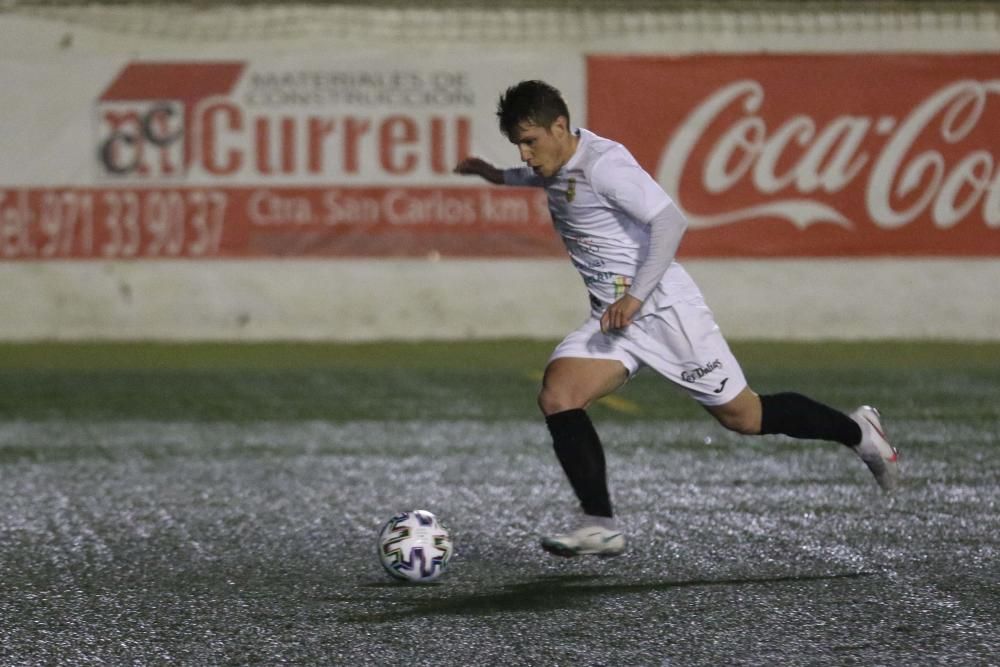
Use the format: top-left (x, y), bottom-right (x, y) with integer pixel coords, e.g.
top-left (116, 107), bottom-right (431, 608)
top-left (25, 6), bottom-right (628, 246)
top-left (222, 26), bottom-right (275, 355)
top-left (504, 128), bottom-right (701, 315)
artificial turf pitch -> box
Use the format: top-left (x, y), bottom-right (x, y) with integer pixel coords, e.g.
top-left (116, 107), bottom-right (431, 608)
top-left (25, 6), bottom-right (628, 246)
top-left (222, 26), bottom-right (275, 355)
top-left (0, 341), bottom-right (997, 665)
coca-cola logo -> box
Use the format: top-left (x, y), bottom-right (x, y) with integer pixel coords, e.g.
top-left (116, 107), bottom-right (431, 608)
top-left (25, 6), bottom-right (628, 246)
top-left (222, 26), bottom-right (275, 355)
top-left (587, 54), bottom-right (1000, 255)
top-left (656, 78), bottom-right (1000, 231)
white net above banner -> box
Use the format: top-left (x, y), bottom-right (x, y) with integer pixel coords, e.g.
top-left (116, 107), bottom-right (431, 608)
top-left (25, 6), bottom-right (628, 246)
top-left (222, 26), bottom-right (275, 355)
top-left (2, 1), bottom-right (999, 50)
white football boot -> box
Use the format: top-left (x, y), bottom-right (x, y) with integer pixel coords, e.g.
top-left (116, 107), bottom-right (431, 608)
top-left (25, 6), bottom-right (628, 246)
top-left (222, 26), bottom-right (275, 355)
top-left (541, 520), bottom-right (626, 558)
top-left (849, 405), bottom-right (900, 493)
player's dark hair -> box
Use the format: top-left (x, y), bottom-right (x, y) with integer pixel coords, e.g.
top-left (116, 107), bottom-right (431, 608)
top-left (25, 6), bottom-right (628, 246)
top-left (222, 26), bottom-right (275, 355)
top-left (496, 80), bottom-right (570, 139)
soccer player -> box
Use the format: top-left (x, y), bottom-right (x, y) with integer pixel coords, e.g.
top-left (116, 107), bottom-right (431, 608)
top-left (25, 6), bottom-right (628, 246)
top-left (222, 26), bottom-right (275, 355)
top-left (454, 80), bottom-right (899, 558)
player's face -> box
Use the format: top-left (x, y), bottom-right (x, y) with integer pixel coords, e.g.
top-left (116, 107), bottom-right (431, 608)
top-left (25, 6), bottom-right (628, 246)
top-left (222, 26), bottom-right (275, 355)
top-left (509, 117), bottom-right (576, 178)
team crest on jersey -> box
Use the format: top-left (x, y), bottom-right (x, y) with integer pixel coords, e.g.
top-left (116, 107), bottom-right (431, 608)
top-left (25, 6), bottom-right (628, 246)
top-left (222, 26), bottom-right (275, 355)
top-left (566, 178), bottom-right (576, 202)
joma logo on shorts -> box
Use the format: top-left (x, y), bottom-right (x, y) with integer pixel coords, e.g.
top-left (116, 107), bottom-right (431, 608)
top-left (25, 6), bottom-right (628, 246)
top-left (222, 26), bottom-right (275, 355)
top-left (682, 359), bottom-right (723, 383)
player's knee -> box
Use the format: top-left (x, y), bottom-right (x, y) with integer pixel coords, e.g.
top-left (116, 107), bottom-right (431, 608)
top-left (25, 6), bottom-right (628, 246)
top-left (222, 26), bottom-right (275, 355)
top-left (715, 409), bottom-right (760, 435)
top-left (537, 385), bottom-right (585, 416)
top-left (706, 388), bottom-right (762, 436)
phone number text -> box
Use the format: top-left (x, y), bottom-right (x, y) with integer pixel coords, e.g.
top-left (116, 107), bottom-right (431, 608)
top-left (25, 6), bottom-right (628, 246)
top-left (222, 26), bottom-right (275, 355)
top-left (0, 189), bottom-right (228, 259)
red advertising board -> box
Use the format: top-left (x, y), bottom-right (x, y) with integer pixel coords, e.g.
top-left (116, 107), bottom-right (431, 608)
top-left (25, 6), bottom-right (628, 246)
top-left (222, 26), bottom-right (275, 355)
top-left (588, 54), bottom-right (1000, 256)
top-left (0, 186), bottom-right (557, 259)
top-left (4, 56), bottom-right (998, 259)
top-left (0, 58), bottom-right (573, 260)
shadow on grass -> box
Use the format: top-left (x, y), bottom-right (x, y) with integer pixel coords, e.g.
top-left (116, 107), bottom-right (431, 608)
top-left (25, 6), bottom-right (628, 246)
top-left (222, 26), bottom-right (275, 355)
top-left (340, 571), bottom-right (873, 623)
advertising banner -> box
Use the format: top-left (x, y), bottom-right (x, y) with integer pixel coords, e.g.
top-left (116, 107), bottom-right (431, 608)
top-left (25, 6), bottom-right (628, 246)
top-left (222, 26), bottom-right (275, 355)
top-left (4, 54), bottom-right (998, 259)
top-left (0, 56), bottom-right (579, 259)
top-left (588, 54), bottom-right (1000, 256)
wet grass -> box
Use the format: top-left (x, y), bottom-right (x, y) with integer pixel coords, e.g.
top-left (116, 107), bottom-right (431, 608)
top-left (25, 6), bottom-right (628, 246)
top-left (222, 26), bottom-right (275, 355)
top-left (1, 340), bottom-right (998, 423)
top-left (0, 340), bottom-right (998, 665)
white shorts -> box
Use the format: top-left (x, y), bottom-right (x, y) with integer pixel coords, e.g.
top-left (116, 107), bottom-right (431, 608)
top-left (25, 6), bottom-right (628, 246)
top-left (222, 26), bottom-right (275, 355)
top-left (549, 295), bottom-right (747, 406)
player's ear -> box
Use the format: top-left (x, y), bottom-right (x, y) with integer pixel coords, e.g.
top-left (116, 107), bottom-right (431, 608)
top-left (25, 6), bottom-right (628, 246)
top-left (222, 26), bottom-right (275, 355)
top-left (551, 115), bottom-right (570, 137)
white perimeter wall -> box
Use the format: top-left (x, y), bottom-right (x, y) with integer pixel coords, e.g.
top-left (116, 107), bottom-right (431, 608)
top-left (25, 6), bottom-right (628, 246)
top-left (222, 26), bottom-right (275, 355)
top-left (2, 5), bottom-right (999, 341)
top-left (3, 259), bottom-right (998, 341)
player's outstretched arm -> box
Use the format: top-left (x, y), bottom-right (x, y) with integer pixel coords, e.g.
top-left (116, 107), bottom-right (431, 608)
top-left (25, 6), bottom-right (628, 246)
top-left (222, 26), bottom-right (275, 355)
top-left (454, 157), bottom-right (505, 184)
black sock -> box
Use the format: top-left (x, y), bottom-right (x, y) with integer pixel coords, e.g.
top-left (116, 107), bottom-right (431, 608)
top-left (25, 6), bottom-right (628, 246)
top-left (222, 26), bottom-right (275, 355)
top-left (545, 408), bottom-right (613, 518)
top-left (759, 392), bottom-right (861, 446)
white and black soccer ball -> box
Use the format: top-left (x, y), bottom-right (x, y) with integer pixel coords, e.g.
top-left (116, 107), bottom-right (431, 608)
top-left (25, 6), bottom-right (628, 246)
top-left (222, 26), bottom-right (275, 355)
top-left (377, 510), bottom-right (453, 583)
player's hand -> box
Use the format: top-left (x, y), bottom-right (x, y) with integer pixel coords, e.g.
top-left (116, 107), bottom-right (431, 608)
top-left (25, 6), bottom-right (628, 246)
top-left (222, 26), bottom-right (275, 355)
top-left (601, 294), bottom-right (643, 333)
top-left (453, 156), bottom-right (490, 174)
top-left (454, 157), bottom-right (504, 184)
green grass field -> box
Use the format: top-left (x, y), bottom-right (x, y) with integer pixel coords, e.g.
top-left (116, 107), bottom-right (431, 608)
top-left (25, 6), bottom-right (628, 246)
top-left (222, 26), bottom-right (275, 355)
top-left (1, 341), bottom-right (998, 665)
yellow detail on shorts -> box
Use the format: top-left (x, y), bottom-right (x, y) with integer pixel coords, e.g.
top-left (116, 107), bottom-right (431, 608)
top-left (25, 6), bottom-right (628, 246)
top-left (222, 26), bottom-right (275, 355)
top-left (613, 275), bottom-right (632, 299)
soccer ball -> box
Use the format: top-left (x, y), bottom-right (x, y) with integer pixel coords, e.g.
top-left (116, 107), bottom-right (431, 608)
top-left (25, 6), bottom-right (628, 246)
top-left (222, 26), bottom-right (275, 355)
top-left (377, 510), bottom-right (453, 583)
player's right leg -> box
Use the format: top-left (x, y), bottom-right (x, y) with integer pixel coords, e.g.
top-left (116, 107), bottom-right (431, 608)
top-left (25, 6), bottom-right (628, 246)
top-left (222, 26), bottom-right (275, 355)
top-left (708, 389), bottom-right (899, 492)
top-left (710, 390), bottom-right (899, 491)
top-left (628, 296), bottom-right (900, 492)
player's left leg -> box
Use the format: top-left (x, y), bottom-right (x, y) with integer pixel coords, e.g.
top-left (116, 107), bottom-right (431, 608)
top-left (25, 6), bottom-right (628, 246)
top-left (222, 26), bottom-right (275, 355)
top-left (539, 355), bottom-right (629, 521)
top-left (536, 321), bottom-right (637, 558)
top-left (538, 357), bottom-right (630, 557)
